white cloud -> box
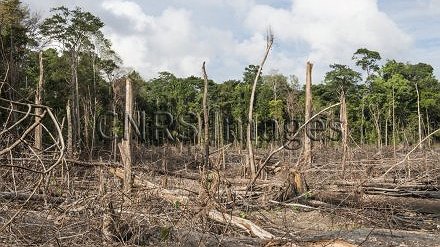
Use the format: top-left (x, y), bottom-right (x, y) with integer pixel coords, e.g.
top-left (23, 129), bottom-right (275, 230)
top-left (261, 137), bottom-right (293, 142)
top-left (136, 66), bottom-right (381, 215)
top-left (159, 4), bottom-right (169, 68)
top-left (26, 0), bottom-right (429, 82)
top-left (102, 1), bottom-right (210, 77)
top-left (101, 0), bottom-right (282, 81)
top-left (429, 0), bottom-right (440, 14)
top-left (102, 0), bottom-right (155, 31)
top-left (246, 0), bottom-right (412, 69)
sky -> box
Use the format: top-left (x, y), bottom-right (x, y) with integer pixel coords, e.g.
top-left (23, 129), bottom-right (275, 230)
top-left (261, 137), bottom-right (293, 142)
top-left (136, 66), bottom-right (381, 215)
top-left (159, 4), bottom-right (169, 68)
top-left (23, 0), bottom-right (440, 83)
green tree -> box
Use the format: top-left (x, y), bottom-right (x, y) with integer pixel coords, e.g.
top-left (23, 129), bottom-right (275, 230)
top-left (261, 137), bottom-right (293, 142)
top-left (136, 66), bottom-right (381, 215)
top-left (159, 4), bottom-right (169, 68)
top-left (40, 6), bottom-right (109, 152)
top-left (0, 0), bottom-right (34, 99)
top-left (324, 64), bottom-right (361, 98)
top-left (352, 48), bottom-right (381, 81)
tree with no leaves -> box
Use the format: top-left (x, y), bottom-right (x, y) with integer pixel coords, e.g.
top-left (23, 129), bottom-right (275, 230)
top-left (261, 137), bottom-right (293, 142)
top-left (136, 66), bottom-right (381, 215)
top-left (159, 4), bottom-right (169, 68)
top-left (247, 30), bottom-right (274, 179)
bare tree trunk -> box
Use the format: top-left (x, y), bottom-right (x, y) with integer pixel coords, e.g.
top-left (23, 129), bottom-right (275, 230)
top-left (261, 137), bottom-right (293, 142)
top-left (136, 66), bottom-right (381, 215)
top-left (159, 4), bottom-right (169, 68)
top-left (239, 119), bottom-right (243, 152)
top-left (74, 56), bottom-right (81, 151)
top-left (426, 109), bottom-right (431, 148)
top-left (121, 78), bottom-right (133, 195)
top-left (340, 92), bottom-right (348, 177)
top-left (67, 100), bottom-right (73, 158)
top-left (197, 113), bottom-right (202, 148)
top-left (70, 51), bottom-right (80, 153)
top-left (392, 85), bottom-right (396, 157)
top-left (34, 51), bottom-right (44, 151)
top-left (303, 62), bottom-right (313, 166)
top-left (90, 55), bottom-right (97, 160)
top-left (112, 97), bottom-right (117, 162)
top-left (247, 31), bottom-right (273, 179)
top-left (254, 116), bottom-right (258, 147)
top-left (83, 100), bottom-right (90, 150)
top-left (370, 104), bottom-right (382, 150)
top-left (385, 108), bottom-right (389, 146)
top-left (415, 83), bottom-right (423, 150)
top-left (360, 97), bottom-right (365, 145)
top-left (202, 62), bottom-right (210, 169)
top-left (215, 111), bottom-right (219, 148)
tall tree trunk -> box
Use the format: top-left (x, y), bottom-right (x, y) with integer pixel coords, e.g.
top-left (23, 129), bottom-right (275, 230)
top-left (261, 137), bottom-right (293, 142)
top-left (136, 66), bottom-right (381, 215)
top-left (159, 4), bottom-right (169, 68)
top-left (239, 119), bottom-right (243, 152)
top-left (121, 78), bottom-right (133, 194)
top-left (90, 54), bottom-right (97, 160)
top-left (426, 109), bottom-right (431, 148)
top-left (83, 100), bottom-right (90, 150)
top-left (197, 113), bottom-right (203, 147)
top-left (370, 104), bottom-right (382, 150)
top-left (202, 62), bottom-right (210, 169)
top-left (34, 51), bottom-right (44, 151)
top-left (340, 92), bottom-right (348, 177)
top-left (74, 55), bottom-right (81, 151)
top-left (385, 108), bottom-right (389, 146)
top-left (304, 62), bottom-right (313, 166)
top-left (360, 98), bottom-right (365, 145)
top-left (255, 115), bottom-right (258, 147)
top-left (392, 85), bottom-right (396, 157)
top-left (415, 83), bottom-right (423, 149)
top-left (247, 32), bottom-right (273, 179)
top-left (215, 111), bottom-right (219, 148)
top-left (112, 83), bottom-right (118, 162)
top-left (70, 51), bottom-right (80, 153)
top-left (67, 100), bottom-right (73, 158)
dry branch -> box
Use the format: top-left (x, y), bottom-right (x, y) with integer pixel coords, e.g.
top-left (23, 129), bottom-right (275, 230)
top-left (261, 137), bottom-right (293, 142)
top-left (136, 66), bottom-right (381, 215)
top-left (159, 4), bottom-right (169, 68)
top-left (381, 127), bottom-right (440, 177)
top-left (108, 167), bottom-right (275, 239)
top-left (0, 191), bottom-right (65, 204)
top-left (247, 102), bottom-right (341, 190)
top-left (313, 191), bottom-right (440, 214)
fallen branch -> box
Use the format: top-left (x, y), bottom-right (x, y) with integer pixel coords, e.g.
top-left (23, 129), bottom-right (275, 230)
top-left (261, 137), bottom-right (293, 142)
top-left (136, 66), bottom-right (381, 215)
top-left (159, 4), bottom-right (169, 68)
top-left (248, 102), bottom-right (341, 190)
top-left (313, 191), bottom-right (440, 214)
top-left (268, 200), bottom-right (317, 210)
top-left (381, 127), bottom-right (440, 178)
top-left (0, 192), bottom-right (65, 204)
top-left (108, 167), bottom-right (275, 239)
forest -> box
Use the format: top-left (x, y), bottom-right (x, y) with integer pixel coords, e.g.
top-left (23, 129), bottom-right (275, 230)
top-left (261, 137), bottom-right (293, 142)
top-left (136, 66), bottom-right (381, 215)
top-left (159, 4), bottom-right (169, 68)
top-left (1, 1), bottom-right (439, 246)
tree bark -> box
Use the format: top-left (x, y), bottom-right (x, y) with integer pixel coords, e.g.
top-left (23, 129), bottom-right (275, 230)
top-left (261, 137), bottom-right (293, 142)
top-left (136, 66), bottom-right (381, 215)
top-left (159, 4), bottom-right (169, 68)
top-left (121, 77), bottom-right (133, 194)
top-left (304, 62), bottom-right (313, 166)
top-left (392, 85), bottom-right (396, 157)
top-left (340, 92), bottom-right (348, 177)
top-left (34, 51), bottom-right (44, 151)
top-left (247, 32), bottom-right (273, 179)
top-left (66, 99), bottom-right (73, 158)
top-left (415, 83), bottom-right (423, 149)
top-left (202, 62), bottom-right (210, 169)
top-left (74, 54), bottom-right (81, 151)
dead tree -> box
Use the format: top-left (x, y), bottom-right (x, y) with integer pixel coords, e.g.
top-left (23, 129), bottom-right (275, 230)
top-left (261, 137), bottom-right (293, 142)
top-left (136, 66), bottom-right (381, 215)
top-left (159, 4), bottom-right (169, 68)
top-left (202, 62), bottom-right (209, 169)
top-left (340, 91), bottom-right (348, 177)
top-left (247, 30), bottom-right (274, 179)
top-left (415, 82), bottom-right (423, 149)
top-left (120, 77), bottom-right (133, 195)
top-left (34, 51), bottom-right (44, 151)
top-left (66, 99), bottom-right (73, 157)
top-left (303, 62), bottom-right (313, 166)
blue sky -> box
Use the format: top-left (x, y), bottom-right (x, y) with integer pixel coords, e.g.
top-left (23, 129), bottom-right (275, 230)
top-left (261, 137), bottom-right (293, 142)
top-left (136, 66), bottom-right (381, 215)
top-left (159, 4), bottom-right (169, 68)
top-left (23, 0), bottom-right (440, 83)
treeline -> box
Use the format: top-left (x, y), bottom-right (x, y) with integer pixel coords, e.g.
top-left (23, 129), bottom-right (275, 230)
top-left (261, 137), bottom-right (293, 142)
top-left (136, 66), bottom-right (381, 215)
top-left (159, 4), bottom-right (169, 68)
top-left (1, 1), bottom-right (439, 158)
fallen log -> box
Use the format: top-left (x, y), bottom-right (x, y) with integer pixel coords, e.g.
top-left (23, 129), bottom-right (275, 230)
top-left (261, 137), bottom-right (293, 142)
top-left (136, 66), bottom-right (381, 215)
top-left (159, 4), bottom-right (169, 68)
top-left (108, 167), bottom-right (275, 240)
top-left (134, 228), bottom-right (268, 246)
top-left (313, 191), bottom-right (440, 214)
top-left (297, 228), bottom-right (440, 247)
top-left (0, 192), bottom-right (65, 204)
